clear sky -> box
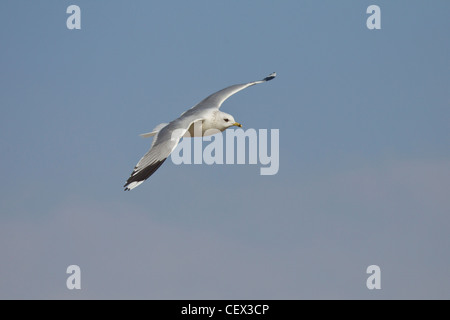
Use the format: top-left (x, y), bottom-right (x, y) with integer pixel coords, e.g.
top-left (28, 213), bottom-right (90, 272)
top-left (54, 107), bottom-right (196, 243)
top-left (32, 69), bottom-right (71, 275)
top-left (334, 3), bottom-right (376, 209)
top-left (0, 0), bottom-right (449, 299)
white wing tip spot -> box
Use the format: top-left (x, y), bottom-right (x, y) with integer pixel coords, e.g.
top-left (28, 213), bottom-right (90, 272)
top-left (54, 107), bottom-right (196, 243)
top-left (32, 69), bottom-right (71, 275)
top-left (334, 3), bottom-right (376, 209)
top-left (124, 180), bottom-right (144, 191)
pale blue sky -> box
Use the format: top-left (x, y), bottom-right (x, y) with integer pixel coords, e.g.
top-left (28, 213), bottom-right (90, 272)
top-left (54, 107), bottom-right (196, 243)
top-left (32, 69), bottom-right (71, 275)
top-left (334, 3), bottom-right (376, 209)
top-left (0, 1), bottom-right (449, 299)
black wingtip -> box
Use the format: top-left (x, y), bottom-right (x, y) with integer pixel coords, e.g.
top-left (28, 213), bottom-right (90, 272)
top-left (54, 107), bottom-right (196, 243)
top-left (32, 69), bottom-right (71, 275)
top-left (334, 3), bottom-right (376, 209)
top-left (123, 158), bottom-right (167, 191)
top-left (263, 72), bottom-right (276, 82)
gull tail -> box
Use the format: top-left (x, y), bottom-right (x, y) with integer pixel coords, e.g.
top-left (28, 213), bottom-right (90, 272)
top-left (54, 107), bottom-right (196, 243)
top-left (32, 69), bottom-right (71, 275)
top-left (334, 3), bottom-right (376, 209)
top-left (140, 123), bottom-right (168, 138)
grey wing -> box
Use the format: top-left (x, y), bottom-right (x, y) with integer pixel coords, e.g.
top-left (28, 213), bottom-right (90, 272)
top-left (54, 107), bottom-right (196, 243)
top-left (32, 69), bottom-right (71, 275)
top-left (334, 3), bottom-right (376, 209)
top-left (182, 72), bottom-right (276, 116)
top-left (124, 115), bottom-right (203, 190)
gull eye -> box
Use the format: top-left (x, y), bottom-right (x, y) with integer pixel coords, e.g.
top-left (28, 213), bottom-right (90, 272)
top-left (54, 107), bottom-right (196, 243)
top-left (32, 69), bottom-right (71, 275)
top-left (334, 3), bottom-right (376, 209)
top-left (224, 118), bottom-right (229, 122)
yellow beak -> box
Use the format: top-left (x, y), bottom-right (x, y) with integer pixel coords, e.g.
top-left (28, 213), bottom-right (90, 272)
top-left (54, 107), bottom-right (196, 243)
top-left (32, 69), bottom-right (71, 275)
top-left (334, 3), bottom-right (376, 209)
top-left (233, 122), bottom-right (242, 128)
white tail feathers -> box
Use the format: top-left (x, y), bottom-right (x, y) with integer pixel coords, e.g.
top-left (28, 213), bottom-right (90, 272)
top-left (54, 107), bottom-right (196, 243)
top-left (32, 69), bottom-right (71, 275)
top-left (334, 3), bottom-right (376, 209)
top-left (140, 132), bottom-right (157, 138)
top-left (140, 123), bottom-right (168, 138)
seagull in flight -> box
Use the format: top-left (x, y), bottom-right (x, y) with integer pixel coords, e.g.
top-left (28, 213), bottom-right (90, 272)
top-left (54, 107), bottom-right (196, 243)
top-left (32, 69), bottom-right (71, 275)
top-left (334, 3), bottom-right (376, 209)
top-left (124, 72), bottom-right (276, 191)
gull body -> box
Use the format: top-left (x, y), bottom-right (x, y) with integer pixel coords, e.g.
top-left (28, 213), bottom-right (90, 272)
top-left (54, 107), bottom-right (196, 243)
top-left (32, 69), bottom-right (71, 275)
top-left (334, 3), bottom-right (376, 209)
top-left (124, 72), bottom-right (276, 191)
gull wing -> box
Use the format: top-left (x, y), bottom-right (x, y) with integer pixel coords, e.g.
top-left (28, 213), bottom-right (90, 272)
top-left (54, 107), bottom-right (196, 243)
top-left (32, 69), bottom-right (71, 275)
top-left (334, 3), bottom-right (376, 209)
top-left (124, 115), bottom-right (203, 190)
top-left (181, 72), bottom-right (276, 117)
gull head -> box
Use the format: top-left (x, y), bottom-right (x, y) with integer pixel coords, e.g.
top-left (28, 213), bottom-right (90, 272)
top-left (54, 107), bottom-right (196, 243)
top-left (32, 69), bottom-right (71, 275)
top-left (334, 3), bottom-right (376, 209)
top-left (219, 112), bottom-right (242, 130)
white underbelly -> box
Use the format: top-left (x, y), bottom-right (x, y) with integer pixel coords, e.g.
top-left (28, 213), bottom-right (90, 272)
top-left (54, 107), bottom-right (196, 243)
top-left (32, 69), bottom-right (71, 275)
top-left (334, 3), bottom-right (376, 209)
top-left (183, 120), bottom-right (223, 137)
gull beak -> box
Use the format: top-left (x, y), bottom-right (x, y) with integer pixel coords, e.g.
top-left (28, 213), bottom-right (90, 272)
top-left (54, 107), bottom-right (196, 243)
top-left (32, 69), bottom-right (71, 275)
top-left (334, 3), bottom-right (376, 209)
top-left (233, 122), bottom-right (242, 128)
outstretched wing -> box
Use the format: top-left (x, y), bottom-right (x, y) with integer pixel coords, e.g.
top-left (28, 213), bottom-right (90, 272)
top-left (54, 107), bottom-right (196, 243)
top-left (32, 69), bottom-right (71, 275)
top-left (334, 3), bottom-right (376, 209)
top-left (181, 72), bottom-right (276, 117)
top-left (124, 116), bottom-right (202, 191)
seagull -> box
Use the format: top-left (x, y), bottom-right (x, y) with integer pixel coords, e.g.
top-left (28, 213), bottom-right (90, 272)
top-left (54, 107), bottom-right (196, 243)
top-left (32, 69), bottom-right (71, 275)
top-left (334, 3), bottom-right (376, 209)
top-left (124, 72), bottom-right (276, 191)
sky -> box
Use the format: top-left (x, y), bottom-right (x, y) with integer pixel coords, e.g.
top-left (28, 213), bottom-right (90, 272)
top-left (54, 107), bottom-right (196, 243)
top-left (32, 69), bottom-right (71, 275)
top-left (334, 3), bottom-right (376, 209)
top-left (0, 0), bottom-right (449, 299)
